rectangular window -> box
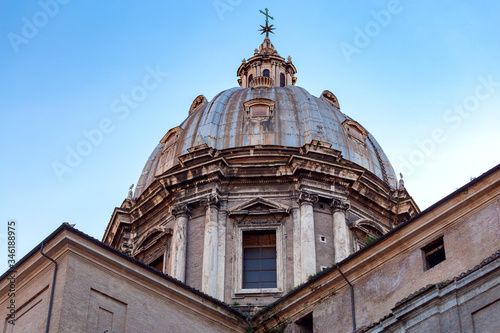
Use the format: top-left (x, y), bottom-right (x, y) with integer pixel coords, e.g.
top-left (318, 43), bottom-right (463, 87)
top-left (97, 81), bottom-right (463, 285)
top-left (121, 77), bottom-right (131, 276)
top-left (422, 237), bottom-right (446, 270)
top-left (242, 230), bottom-right (277, 289)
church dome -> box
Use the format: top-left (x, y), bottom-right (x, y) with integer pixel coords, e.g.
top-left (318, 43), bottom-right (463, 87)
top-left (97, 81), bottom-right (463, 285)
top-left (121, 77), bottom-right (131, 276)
top-left (134, 39), bottom-right (397, 198)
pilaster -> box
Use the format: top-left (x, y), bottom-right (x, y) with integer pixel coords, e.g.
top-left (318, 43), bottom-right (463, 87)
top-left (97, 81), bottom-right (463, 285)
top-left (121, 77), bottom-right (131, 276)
top-left (201, 194), bottom-right (220, 297)
top-left (298, 191), bottom-right (319, 282)
top-left (171, 204), bottom-right (190, 282)
top-left (331, 198), bottom-right (351, 263)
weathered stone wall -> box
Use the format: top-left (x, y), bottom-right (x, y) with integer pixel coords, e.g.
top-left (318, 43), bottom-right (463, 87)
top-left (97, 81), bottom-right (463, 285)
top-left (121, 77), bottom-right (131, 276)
top-left (313, 198), bottom-right (500, 332)
top-left (0, 253), bottom-right (68, 333)
top-left (314, 206), bottom-right (336, 272)
top-left (0, 232), bottom-right (246, 333)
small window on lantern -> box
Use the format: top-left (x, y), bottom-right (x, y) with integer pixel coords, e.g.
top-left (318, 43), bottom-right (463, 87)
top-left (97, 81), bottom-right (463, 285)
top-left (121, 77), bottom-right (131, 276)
top-left (248, 74), bottom-right (253, 86)
top-left (263, 69), bottom-right (270, 77)
top-left (280, 73), bottom-right (285, 87)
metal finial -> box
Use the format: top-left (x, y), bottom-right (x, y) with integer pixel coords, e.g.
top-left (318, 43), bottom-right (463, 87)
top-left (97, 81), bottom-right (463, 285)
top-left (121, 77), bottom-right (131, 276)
top-left (259, 8), bottom-right (275, 37)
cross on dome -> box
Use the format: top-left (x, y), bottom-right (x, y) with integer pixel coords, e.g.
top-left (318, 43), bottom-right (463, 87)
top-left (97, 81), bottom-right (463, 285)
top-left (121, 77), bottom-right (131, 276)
top-left (259, 8), bottom-right (275, 37)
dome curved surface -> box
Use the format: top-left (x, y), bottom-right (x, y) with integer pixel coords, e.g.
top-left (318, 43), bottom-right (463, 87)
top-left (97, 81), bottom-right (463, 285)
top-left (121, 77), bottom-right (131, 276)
top-left (134, 85), bottom-right (397, 198)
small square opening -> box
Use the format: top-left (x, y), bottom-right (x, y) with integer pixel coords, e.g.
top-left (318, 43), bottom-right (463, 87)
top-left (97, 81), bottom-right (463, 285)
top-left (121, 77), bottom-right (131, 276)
top-left (319, 235), bottom-right (327, 243)
top-left (295, 312), bottom-right (313, 333)
top-left (422, 237), bottom-right (446, 270)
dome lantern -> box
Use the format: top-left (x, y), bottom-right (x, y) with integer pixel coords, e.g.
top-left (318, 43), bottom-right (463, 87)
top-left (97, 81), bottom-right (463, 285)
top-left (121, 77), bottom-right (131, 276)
top-left (237, 9), bottom-right (297, 88)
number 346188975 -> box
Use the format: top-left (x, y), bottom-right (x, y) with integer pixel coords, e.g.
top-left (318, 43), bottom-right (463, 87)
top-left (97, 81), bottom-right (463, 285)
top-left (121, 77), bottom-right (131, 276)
top-left (7, 220), bottom-right (16, 268)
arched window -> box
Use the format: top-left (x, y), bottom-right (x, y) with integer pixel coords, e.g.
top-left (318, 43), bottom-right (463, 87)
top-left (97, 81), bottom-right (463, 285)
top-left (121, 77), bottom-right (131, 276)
top-left (263, 69), bottom-right (270, 77)
top-left (248, 74), bottom-right (253, 86)
top-left (280, 73), bottom-right (285, 87)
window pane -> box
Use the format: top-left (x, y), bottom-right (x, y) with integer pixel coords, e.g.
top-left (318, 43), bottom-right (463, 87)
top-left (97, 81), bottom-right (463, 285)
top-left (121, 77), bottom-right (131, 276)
top-left (261, 270), bottom-right (277, 282)
top-left (261, 258), bottom-right (276, 270)
top-left (243, 282), bottom-right (260, 289)
top-left (244, 271), bottom-right (260, 283)
top-left (243, 248), bottom-right (261, 259)
top-left (261, 247), bottom-right (276, 259)
top-left (243, 259), bottom-right (261, 270)
top-left (260, 282), bottom-right (277, 288)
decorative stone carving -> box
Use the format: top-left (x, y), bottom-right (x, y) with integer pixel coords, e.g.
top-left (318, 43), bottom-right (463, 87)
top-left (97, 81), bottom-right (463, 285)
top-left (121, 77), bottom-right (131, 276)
top-left (189, 95), bottom-right (208, 114)
top-left (321, 90), bottom-right (340, 109)
top-left (243, 98), bottom-right (275, 119)
top-left (171, 204), bottom-right (190, 217)
top-left (127, 184), bottom-right (134, 200)
top-left (298, 191), bottom-right (319, 205)
top-left (249, 76), bottom-right (274, 89)
top-left (331, 198), bottom-right (351, 213)
top-left (399, 172), bottom-right (405, 189)
top-left (199, 194), bottom-right (220, 208)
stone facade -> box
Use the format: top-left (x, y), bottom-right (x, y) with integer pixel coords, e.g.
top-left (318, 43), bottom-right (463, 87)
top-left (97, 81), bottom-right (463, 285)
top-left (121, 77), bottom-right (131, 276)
top-left (0, 228), bottom-right (247, 333)
top-left (1, 164), bottom-right (498, 332)
top-left (250, 164), bottom-right (500, 332)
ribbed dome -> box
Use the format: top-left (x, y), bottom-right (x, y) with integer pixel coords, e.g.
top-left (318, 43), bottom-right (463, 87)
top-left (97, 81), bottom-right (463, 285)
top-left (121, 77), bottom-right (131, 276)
top-left (134, 85), bottom-right (397, 198)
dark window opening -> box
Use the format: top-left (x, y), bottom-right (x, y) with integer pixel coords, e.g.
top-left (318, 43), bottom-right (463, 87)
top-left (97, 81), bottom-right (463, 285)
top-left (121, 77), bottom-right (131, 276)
top-left (150, 255), bottom-right (164, 272)
top-left (296, 312), bottom-right (313, 333)
top-left (280, 73), bottom-right (285, 87)
top-left (423, 237), bottom-right (446, 270)
top-left (243, 230), bottom-right (277, 289)
top-left (263, 69), bottom-right (270, 77)
top-left (248, 74), bottom-right (253, 86)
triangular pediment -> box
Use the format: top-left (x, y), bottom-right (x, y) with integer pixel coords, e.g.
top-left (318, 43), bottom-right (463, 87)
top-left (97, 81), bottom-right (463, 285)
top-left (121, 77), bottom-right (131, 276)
top-left (228, 197), bottom-right (291, 217)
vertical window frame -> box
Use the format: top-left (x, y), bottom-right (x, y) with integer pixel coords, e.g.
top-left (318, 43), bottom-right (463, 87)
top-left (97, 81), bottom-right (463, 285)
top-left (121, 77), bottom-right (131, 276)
top-left (234, 225), bottom-right (283, 294)
top-left (242, 230), bottom-right (277, 289)
top-left (280, 73), bottom-right (286, 87)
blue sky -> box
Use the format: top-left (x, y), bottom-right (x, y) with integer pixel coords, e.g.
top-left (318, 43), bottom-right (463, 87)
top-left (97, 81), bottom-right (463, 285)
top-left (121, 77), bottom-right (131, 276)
top-left (1, 1), bottom-right (499, 273)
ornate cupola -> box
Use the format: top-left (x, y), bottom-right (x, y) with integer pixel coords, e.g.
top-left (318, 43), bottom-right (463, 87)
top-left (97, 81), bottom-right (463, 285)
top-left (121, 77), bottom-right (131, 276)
top-left (237, 37), bottom-right (297, 88)
top-left (237, 8), bottom-right (297, 88)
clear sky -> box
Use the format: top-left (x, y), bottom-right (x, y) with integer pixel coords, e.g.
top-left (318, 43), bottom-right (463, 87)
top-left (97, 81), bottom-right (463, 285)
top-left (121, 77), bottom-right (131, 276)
top-left (1, 1), bottom-right (499, 273)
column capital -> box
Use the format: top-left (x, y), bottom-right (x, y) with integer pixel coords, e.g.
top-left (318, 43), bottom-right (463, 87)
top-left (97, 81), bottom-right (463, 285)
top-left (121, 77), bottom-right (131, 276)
top-left (298, 191), bottom-right (319, 205)
top-left (172, 204), bottom-right (190, 217)
top-left (200, 194), bottom-right (220, 209)
top-left (331, 198), bottom-right (350, 213)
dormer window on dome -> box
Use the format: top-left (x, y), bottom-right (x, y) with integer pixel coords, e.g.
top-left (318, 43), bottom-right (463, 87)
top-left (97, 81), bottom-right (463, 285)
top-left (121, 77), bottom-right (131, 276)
top-left (244, 98), bottom-right (275, 119)
top-left (343, 120), bottom-right (368, 144)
